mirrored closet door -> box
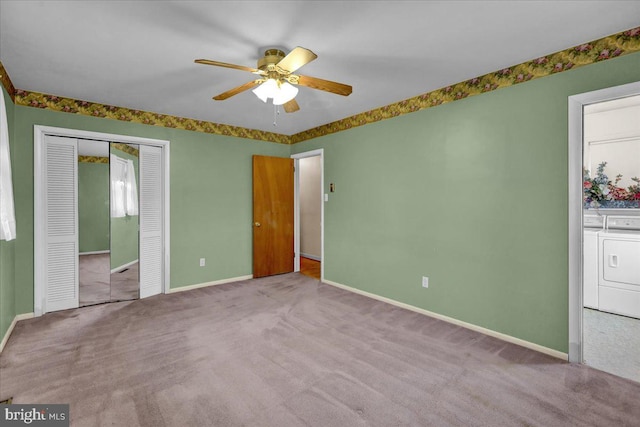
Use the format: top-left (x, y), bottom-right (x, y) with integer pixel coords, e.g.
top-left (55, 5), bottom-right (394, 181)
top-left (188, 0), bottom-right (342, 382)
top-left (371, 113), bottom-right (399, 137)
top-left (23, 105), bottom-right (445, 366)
top-left (77, 140), bottom-right (140, 307)
top-left (36, 128), bottom-right (166, 316)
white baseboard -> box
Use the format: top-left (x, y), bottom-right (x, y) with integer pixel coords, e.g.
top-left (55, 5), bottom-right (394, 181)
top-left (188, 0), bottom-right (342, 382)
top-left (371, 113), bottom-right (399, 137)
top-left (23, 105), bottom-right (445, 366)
top-left (169, 275), bottom-right (253, 294)
top-left (0, 313), bottom-right (35, 353)
top-left (110, 259), bottom-right (139, 274)
top-left (80, 250), bottom-right (110, 256)
top-left (322, 279), bottom-right (568, 361)
top-left (301, 253), bottom-right (321, 261)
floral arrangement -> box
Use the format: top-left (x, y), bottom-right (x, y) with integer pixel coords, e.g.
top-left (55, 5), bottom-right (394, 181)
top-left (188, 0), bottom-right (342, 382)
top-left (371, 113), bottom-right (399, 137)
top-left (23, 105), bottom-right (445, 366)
top-left (584, 162), bottom-right (640, 208)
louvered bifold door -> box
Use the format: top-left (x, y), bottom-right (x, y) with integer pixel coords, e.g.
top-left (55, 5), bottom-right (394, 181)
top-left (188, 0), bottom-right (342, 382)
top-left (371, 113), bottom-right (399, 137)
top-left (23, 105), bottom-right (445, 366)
top-left (139, 144), bottom-right (164, 298)
top-left (44, 135), bottom-right (79, 312)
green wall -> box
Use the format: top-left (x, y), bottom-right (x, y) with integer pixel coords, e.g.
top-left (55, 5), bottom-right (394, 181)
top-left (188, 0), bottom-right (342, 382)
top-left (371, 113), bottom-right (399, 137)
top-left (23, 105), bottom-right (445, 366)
top-left (292, 52), bottom-right (640, 353)
top-left (109, 146), bottom-right (139, 270)
top-left (0, 85), bottom-right (16, 342)
top-left (78, 162), bottom-right (110, 253)
top-left (3, 51), bottom-right (640, 354)
top-left (11, 106), bottom-right (289, 316)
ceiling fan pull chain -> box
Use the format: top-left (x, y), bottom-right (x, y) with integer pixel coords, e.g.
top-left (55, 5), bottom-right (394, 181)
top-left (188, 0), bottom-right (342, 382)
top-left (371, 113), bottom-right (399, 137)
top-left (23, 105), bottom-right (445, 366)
top-left (273, 104), bottom-right (280, 127)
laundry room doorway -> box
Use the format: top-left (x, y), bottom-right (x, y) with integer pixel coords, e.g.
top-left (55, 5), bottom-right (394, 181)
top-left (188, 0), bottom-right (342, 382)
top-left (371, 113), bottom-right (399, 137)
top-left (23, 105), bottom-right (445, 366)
top-left (568, 81), bottom-right (640, 383)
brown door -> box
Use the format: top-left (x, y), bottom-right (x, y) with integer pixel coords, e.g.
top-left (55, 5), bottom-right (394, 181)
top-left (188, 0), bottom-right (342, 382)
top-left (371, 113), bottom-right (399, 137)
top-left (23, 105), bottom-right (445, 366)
top-left (253, 155), bottom-right (294, 278)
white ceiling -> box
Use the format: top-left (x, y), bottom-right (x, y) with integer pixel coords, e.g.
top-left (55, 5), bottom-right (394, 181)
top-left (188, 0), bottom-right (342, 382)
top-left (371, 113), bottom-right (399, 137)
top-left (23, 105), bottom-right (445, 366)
top-left (77, 140), bottom-right (109, 157)
top-left (1, 1), bottom-right (639, 136)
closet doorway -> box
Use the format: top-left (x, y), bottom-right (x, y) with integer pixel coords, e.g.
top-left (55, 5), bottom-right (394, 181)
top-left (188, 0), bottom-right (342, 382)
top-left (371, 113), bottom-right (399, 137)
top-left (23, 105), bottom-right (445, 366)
top-left (34, 126), bottom-right (170, 316)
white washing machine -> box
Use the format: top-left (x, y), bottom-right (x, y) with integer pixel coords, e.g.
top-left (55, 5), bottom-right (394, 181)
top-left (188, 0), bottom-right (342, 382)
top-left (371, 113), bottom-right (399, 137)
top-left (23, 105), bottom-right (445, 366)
top-left (583, 214), bottom-right (605, 309)
top-left (598, 215), bottom-right (640, 319)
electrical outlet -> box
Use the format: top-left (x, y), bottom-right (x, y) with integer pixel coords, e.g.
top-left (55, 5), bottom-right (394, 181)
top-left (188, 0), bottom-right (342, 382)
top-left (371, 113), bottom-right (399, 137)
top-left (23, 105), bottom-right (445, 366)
top-left (422, 276), bottom-right (429, 288)
top-left (199, 258), bottom-right (206, 267)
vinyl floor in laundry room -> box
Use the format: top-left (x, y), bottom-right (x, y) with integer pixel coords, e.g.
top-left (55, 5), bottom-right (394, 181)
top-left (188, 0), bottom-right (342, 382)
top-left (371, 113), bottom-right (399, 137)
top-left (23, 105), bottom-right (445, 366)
top-left (583, 308), bottom-right (640, 383)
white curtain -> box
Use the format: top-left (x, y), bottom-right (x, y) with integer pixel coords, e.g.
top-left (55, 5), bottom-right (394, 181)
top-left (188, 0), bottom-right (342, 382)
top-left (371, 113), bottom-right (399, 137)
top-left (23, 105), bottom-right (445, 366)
top-left (125, 159), bottom-right (138, 216)
top-left (0, 90), bottom-right (16, 241)
top-left (110, 154), bottom-right (138, 218)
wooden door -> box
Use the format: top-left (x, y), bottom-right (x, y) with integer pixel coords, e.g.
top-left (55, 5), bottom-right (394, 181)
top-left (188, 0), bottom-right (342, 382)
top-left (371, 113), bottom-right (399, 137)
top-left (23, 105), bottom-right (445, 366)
top-left (253, 155), bottom-right (294, 278)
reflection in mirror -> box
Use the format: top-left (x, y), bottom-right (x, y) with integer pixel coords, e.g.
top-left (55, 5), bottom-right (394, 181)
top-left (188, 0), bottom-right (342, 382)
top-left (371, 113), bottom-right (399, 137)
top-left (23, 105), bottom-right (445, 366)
top-left (109, 143), bottom-right (140, 302)
top-left (78, 140), bottom-right (111, 307)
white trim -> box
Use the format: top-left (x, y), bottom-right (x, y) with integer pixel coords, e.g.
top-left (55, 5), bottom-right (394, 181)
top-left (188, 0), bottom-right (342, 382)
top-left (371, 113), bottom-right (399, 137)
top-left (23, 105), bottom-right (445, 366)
top-left (79, 250), bottom-right (110, 256)
top-left (291, 149), bottom-right (324, 281)
top-left (110, 259), bottom-right (139, 274)
top-left (300, 253), bottom-right (321, 262)
top-left (163, 143), bottom-right (171, 295)
top-left (567, 81), bottom-right (640, 364)
top-left (323, 279), bottom-right (568, 361)
top-left (168, 275), bottom-right (253, 294)
top-left (34, 125), bottom-right (171, 316)
top-left (0, 313), bottom-right (35, 353)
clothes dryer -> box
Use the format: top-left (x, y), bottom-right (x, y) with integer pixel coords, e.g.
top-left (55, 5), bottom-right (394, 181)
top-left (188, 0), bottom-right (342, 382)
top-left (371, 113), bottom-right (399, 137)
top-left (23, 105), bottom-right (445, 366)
top-left (598, 216), bottom-right (640, 319)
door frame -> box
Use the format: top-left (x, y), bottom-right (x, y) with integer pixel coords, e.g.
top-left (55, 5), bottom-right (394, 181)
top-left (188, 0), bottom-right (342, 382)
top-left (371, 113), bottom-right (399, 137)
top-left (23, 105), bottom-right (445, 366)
top-left (291, 149), bottom-right (324, 281)
top-left (567, 80), bottom-right (640, 363)
top-left (34, 125), bottom-right (171, 316)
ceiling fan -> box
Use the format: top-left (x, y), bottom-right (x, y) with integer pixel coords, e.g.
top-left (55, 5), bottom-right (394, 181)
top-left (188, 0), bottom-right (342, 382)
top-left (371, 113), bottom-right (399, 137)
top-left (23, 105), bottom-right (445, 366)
top-left (195, 47), bottom-right (352, 113)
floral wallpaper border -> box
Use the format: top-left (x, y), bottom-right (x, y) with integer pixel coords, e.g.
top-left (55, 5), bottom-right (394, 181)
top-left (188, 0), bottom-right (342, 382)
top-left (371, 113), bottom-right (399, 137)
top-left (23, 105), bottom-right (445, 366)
top-left (1, 26), bottom-right (639, 145)
top-left (11, 87), bottom-right (290, 145)
top-left (112, 143), bottom-right (139, 157)
top-left (0, 61), bottom-right (16, 102)
top-left (77, 143), bottom-right (137, 163)
top-left (291, 26), bottom-right (640, 143)
top-left (78, 155), bottom-right (108, 164)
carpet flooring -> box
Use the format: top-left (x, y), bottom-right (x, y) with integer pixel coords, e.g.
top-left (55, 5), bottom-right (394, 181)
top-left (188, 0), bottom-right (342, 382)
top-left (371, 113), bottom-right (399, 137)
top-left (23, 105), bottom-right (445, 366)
top-left (79, 254), bottom-right (110, 306)
top-left (79, 254), bottom-right (139, 306)
top-left (1, 273), bottom-right (639, 426)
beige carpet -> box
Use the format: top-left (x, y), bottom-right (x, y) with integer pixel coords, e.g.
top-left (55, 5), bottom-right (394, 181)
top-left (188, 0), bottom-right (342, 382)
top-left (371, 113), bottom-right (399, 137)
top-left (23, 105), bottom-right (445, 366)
top-left (79, 254), bottom-right (139, 306)
top-left (79, 254), bottom-right (111, 306)
top-left (1, 273), bottom-right (639, 426)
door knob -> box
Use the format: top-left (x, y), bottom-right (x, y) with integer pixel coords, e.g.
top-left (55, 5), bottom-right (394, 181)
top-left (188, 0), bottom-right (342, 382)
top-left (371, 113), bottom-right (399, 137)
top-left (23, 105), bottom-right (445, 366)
top-left (254, 222), bottom-right (261, 227)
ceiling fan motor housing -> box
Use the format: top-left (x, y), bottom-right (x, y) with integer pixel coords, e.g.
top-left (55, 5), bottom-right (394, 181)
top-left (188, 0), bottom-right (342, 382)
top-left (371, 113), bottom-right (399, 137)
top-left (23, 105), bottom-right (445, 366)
top-left (257, 49), bottom-right (287, 72)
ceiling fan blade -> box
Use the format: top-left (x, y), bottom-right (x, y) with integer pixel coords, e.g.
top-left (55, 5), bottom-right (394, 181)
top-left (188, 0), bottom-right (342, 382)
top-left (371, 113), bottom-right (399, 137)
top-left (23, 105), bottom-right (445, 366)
top-left (296, 75), bottom-right (352, 96)
top-left (195, 59), bottom-right (263, 74)
top-left (276, 47), bottom-right (317, 74)
top-left (213, 80), bottom-right (261, 100)
top-left (283, 99), bottom-right (300, 113)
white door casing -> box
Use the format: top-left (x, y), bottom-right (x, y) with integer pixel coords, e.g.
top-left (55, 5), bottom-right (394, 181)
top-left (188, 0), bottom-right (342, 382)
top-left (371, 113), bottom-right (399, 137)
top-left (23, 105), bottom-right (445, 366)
top-left (567, 80), bottom-right (640, 363)
top-left (291, 149), bottom-right (324, 280)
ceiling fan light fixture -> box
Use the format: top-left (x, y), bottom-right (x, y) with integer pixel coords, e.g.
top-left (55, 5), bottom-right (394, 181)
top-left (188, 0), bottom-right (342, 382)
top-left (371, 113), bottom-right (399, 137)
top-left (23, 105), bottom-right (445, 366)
top-left (252, 79), bottom-right (298, 105)
top-left (252, 78), bottom-right (277, 103)
top-left (272, 82), bottom-right (298, 106)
